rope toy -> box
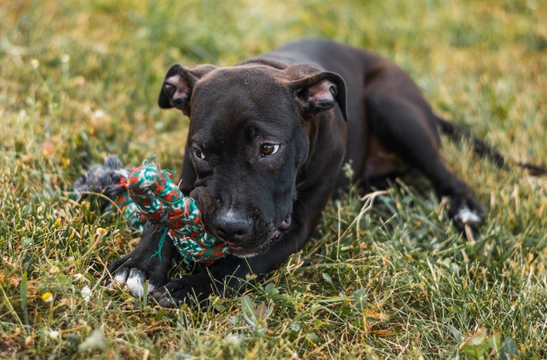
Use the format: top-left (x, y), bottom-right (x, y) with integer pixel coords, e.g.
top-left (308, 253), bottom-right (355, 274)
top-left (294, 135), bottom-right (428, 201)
top-left (125, 155), bottom-right (228, 265)
top-left (73, 155), bottom-right (228, 265)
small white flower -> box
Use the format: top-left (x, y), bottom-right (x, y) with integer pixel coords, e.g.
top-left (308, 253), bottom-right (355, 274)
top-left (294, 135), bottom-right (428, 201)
top-left (60, 54), bottom-right (70, 63)
top-left (224, 334), bottom-right (242, 346)
top-left (93, 110), bottom-right (105, 119)
top-left (46, 329), bottom-right (60, 340)
top-left (79, 329), bottom-right (107, 351)
top-left (81, 285), bottom-right (92, 302)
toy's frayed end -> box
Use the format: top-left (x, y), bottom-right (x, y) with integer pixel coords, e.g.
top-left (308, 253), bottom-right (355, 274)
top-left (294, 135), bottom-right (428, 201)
top-left (142, 154), bottom-right (159, 168)
top-left (141, 155), bottom-right (174, 179)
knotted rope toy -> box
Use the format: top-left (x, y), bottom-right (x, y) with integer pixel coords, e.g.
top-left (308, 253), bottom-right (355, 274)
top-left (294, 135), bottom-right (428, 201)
top-left (125, 155), bottom-right (228, 265)
top-left (73, 155), bottom-right (228, 265)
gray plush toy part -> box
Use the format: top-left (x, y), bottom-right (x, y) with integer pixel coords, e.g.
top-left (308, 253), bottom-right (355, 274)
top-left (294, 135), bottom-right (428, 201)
top-left (72, 155), bottom-right (131, 209)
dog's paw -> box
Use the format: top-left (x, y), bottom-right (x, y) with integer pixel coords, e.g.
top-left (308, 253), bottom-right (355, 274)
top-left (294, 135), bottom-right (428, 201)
top-left (152, 273), bottom-right (217, 308)
top-left (151, 255), bottom-right (259, 308)
top-left (106, 247), bottom-right (177, 298)
top-left (110, 268), bottom-right (156, 297)
top-left (106, 224), bottom-right (182, 297)
top-left (107, 254), bottom-right (172, 297)
top-left (448, 195), bottom-right (486, 231)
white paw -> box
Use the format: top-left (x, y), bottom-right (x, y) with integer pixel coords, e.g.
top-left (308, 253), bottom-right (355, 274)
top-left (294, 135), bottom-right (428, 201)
top-left (454, 206), bottom-right (482, 225)
top-left (112, 269), bottom-right (155, 297)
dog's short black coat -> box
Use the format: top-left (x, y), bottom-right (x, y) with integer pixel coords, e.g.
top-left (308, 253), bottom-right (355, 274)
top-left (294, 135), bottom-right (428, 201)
top-left (107, 39), bottom-right (512, 307)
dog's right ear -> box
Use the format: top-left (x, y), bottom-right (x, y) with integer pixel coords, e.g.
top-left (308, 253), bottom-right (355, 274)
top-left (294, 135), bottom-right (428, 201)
top-left (158, 64), bottom-right (216, 116)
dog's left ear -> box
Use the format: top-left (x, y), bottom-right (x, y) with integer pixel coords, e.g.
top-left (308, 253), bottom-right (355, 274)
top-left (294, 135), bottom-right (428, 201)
top-left (286, 65), bottom-right (348, 122)
top-left (158, 64), bottom-right (217, 116)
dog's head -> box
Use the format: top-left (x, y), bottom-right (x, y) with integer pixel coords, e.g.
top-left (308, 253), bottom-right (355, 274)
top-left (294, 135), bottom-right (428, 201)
top-left (158, 62), bottom-right (346, 256)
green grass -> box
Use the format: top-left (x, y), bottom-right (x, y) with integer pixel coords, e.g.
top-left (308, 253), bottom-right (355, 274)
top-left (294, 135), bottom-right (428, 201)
top-left (1, 0), bottom-right (547, 358)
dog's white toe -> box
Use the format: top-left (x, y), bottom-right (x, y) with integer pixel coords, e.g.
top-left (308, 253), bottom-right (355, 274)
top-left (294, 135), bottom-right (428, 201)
top-left (113, 271), bottom-right (128, 286)
top-left (454, 206), bottom-right (482, 225)
top-left (125, 269), bottom-right (155, 297)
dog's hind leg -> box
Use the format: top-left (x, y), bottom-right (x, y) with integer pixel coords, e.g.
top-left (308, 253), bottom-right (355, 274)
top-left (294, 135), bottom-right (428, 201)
top-left (365, 94), bottom-right (485, 231)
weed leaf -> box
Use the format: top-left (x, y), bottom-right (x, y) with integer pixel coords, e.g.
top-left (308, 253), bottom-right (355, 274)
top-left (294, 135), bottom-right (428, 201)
top-left (353, 288), bottom-right (368, 312)
top-left (460, 328), bottom-right (489, 359)
top-left (499, 337), bottom-right (521, 360)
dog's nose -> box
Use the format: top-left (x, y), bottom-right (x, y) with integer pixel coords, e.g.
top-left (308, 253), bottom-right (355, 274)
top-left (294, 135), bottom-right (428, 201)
top-left (215, 212), bottom-right (252, 243)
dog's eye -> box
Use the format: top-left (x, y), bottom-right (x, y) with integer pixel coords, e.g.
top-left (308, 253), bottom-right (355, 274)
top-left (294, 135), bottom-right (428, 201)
top-left (194, 148), bottom-right (206, 160)
top-left (260, 144), bottom-right (280, 156)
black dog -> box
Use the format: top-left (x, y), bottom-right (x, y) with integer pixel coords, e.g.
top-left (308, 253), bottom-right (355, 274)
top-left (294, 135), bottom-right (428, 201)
top-left (107, 39), bottom-right (528, 306)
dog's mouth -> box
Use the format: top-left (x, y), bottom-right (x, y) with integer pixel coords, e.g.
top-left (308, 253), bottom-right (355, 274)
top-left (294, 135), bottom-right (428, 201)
top-left (227, 214), bottom-right (292, 257)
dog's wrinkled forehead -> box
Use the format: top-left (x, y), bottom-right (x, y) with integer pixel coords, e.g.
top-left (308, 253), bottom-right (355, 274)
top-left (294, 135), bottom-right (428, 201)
top-left (196, 65), bottom-right (285, 92)
top-left (189, 66), bottom-right (296, 131)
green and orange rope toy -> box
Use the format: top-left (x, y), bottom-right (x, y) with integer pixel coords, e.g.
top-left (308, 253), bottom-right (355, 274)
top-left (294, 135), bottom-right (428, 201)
top-left (124, 155), bottom-right (228, 265)
top-left (74, 155), bottom-right (228, 265)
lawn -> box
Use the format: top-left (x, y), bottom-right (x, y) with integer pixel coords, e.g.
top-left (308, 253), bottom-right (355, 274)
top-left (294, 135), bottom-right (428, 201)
top-left (1, 0), bottom-right (546, 358)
